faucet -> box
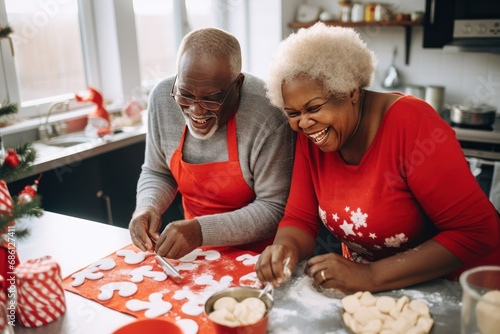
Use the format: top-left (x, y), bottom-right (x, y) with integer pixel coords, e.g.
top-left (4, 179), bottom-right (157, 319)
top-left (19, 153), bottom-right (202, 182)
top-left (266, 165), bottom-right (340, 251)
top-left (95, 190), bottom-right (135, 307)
top-left (38, 100), bottom-right (70, 141)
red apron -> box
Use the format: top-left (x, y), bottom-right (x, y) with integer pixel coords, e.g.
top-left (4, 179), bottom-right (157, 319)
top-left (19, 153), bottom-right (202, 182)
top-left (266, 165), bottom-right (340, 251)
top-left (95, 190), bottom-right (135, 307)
top-left (170, 114), bottom-right (273, 253)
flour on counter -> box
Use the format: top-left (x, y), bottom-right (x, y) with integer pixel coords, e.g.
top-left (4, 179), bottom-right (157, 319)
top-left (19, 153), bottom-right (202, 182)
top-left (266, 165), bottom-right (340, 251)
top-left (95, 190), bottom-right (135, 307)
top-left (397, 287), bottom-right (461, 317)
top-left (269, 308), bottom-right (298, 323)
top-left (269, 273), bottom-right (344, 333)
top-left (286, 275), bottom-right (343, 313)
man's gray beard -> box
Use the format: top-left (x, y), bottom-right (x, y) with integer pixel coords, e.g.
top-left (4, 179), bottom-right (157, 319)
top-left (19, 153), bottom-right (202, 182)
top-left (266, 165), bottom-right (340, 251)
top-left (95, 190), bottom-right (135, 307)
top-left (182, 113), bottom-right (219, 140)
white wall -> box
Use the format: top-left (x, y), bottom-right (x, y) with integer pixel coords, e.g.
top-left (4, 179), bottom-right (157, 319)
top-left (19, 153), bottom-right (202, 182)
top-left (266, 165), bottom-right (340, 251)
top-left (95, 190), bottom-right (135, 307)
top-left (256, 0), bottom-right (500, 112)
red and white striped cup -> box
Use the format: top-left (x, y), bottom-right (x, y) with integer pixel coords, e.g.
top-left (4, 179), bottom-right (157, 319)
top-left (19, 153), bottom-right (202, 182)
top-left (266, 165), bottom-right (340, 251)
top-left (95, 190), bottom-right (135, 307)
top-left (15, 256), bottom-right (66, 327)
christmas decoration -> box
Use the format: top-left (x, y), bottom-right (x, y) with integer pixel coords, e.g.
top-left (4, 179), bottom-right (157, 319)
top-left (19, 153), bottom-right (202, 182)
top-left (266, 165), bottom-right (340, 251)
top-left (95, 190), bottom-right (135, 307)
top-left (0, 140), bottom-right (37, 183)
top-left (0, 102), bottom-right (19, 127)
top-left (17, 175), bottom-right (41, 205)
top-left (0, 24), bottom-right (14, 59)
top-left (0, 25), bottom-right (13, 39)
top-left (3, 150), bottom-right (19, 169)
top-left (75, 86), bottom-right (112, 137)
top-left (0, 102), bottom-right (17, 118)
top-left (16, 256), bottom-right (66, 327)
top-left (0, 135), bottom-right (43, 297)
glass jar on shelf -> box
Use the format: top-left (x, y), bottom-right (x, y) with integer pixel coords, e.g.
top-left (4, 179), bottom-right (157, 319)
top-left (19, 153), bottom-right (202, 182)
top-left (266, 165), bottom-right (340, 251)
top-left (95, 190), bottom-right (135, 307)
top-left (374, 3), bottom-right (392, 22)
top-left (364, 2), bottom-right (376, 22)
top-left (351, 3), bottom-right (365, 22)
top-left (338, 0), bottom-right (352, 22)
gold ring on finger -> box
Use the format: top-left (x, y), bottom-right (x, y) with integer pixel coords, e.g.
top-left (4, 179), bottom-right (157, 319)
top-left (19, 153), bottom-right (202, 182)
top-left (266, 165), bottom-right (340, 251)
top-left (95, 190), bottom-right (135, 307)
top-left (321, 270), bottom-right (326, 282)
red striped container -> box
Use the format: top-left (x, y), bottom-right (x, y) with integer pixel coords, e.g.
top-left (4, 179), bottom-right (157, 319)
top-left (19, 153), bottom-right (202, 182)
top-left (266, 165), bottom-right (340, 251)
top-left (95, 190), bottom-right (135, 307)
top-left (15, 256), bottom-right (66, 327)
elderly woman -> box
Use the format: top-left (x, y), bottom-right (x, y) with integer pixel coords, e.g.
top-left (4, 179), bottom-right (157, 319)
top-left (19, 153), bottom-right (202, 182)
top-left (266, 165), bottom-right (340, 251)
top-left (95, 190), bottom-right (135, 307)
top-left (255, 22), bottom-right (500, 293)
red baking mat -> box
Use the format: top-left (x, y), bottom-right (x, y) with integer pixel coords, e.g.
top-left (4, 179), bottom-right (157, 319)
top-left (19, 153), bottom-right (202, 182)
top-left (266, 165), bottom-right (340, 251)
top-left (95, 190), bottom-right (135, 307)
top-left (62, 244), bottom-right (262, 333)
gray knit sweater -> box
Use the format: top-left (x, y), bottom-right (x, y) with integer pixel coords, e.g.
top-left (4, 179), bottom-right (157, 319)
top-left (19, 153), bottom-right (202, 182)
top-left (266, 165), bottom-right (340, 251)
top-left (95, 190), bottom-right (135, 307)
top-left (136, 73), bottom-right (295, 247)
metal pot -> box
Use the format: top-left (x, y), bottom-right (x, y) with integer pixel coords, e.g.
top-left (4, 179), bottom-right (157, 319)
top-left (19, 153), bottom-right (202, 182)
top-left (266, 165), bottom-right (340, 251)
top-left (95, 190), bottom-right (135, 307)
top-left (449, 103), bottom-right (497, 127)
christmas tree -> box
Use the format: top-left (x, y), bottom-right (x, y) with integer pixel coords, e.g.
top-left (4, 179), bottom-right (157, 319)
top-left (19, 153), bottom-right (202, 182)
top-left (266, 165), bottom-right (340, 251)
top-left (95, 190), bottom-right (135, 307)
top-left (0, 23), bottom-right (43, 239)
top-left (0, 94), bottom-right (43, 301)
top-left (0, 25), bottom-right (13, 39)
top-left (0, 142), bottom-right (43, 239)
top-left (0, 23), bottom-right (44, 313)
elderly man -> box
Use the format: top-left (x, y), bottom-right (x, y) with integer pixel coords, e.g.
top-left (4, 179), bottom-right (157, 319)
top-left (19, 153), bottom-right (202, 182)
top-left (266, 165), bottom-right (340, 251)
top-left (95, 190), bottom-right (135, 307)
top-left (129, 27), bottom-right (294, 259)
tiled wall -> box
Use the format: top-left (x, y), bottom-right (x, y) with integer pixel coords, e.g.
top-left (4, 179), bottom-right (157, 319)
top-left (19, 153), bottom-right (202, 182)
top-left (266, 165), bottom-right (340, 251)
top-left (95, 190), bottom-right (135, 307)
top-left (292, 0), bottom-right (500, 113)
top-left (360, 26), bottom-right (500, 113)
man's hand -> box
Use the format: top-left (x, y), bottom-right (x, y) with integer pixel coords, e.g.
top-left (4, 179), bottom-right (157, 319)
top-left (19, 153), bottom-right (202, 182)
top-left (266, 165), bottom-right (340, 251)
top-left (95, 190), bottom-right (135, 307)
top-left (155, 219), bottom-right (202, 259)
top-left (129, 207), bottom-right (162, 252)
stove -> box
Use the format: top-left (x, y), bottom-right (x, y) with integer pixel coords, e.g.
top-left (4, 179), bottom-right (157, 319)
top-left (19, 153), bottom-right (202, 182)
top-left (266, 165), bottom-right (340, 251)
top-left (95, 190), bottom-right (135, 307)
top-left (441, 110), bottom-right (500, 161)
top-left (440, 111), bottom-right (500, 198)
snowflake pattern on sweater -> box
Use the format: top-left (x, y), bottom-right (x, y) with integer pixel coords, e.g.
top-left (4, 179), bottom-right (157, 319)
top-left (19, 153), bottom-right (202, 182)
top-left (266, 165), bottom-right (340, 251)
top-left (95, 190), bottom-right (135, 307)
top-left (319, 205), bottom-right (408, 263)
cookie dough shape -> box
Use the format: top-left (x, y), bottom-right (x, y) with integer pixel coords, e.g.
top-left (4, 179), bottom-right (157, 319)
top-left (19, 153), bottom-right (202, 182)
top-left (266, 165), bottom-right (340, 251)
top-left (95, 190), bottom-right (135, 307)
top-left (341, 291), bottom-right (434, 334)
top-left (98, 282), bottom-right (138, 301)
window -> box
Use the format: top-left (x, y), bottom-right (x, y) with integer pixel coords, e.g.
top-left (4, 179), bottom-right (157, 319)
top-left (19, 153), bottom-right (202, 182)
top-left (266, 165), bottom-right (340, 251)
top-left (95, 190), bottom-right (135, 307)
top-left (4, 0), bottom-right (86, 106)
top-left (133, 0), bottom-right (217, 92)
top-left (133, 0), bottom-right (177, 90)
top-left (185, 0), bottom-right (217, 31)
top-left (0, 0), bottom-right (270, 122)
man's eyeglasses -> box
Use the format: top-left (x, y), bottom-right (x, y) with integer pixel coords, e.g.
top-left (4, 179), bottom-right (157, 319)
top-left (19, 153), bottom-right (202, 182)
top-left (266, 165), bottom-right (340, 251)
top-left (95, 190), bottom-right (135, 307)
top-left (170, 76), bottom-right (237, 111)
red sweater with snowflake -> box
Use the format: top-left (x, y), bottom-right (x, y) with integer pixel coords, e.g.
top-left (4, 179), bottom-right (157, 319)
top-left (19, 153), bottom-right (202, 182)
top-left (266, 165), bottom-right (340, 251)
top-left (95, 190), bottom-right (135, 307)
top-left (280, 95), bottom-right (500, 279)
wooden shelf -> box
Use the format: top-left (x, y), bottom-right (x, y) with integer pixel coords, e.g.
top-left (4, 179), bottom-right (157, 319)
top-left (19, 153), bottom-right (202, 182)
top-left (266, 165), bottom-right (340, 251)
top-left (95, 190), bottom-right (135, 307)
top-left (288, 20), bottom-right (422, 29)
top-left (288, 20), bottom-right (423, 65)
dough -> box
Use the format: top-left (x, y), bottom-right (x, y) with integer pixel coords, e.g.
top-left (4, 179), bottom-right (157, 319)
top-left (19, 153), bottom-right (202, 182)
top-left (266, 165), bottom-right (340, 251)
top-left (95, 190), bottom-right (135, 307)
top-left (208, 308), bottom-right (240, 327)
top-left (341, 291), bottom-right (434, 334)
top-left (240, 297), bottom-right (267, 316)
top-left (213, 296), bottom-right (238, 312)
top-left (476, 290), bottom-right (500, 334)
top-left (208, 296), bottom-right (267, 327)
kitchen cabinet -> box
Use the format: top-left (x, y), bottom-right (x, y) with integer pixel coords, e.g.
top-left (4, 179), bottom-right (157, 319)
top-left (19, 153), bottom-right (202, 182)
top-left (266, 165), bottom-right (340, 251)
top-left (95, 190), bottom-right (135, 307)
top-left (8, 141), bottom-right (184, 229)
top-left (288, 20), bottom-right (422, 64)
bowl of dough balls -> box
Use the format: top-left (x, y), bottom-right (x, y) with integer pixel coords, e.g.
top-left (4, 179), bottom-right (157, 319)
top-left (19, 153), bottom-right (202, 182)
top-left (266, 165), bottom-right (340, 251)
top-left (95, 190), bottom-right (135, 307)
top-left (204, 286), bottom-right (273, 334)
top-left (341, 291), bottom-right (434, 334)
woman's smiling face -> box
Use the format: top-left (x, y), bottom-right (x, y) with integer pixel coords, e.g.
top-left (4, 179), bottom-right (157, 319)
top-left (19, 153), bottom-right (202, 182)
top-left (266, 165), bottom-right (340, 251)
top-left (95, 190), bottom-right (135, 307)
top-left (282, 77), bottom-right (359, 153)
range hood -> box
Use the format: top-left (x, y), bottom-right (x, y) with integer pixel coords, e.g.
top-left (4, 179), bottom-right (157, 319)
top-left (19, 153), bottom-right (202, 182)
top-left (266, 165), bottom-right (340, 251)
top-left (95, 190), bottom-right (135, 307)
top-left (443, 38), bottom-right (500, 53)
top-left (423, 0), bottom-right (500, 55)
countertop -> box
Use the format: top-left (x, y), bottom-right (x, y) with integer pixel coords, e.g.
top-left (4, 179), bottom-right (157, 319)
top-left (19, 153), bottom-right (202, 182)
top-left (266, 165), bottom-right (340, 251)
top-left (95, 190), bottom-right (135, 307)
top-left (14, 212), bottom-right (463, 334)
top-left (17, 125), bottom-right (146, 182)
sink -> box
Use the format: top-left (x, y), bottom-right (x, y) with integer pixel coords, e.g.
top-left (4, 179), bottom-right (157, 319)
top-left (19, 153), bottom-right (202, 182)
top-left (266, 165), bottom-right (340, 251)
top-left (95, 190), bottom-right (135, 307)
top-left (43, 134), bottom-right (92, 147)
top-left (38, 126), bottom-right (144, 148)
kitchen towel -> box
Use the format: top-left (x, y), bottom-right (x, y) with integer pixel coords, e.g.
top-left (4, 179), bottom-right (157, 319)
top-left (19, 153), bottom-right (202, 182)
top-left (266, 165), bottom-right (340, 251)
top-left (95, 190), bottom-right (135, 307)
top-left (489, 161), bottom-right (500, 212)
top-left (62, 244), bottom-right (262, 334)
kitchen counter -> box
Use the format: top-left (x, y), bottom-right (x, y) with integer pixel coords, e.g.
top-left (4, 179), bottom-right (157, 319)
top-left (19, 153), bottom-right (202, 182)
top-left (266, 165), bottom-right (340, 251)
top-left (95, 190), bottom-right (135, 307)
top-left (17, 125), bottom-right (146, 182)
top-left (14, 212), bottom-right (463, 334)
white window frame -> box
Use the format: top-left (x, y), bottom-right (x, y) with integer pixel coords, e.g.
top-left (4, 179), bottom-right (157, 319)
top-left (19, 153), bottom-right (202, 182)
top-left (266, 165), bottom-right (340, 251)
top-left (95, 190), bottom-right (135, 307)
top-left (0, 0), bottom-right (274, 124)
top-left (0, 0), bottom-right (146, 121)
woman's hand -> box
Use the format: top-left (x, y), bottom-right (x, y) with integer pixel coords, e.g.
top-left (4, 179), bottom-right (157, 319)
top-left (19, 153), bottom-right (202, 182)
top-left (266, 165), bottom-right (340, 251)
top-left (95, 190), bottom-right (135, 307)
top-left (306, 240), bottom-right (463, 294)
top-left (255, 245), bottom-right (297, 288)
top-left (154, 219), bottom-right (202, 259)
top-left (305, 253), bottom-right (373, 294)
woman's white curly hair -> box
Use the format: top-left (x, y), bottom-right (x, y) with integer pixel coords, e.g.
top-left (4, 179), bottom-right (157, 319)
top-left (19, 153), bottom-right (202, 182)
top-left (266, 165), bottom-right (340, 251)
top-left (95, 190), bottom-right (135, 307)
top-left (266, 22), bottom-right (377, 112)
